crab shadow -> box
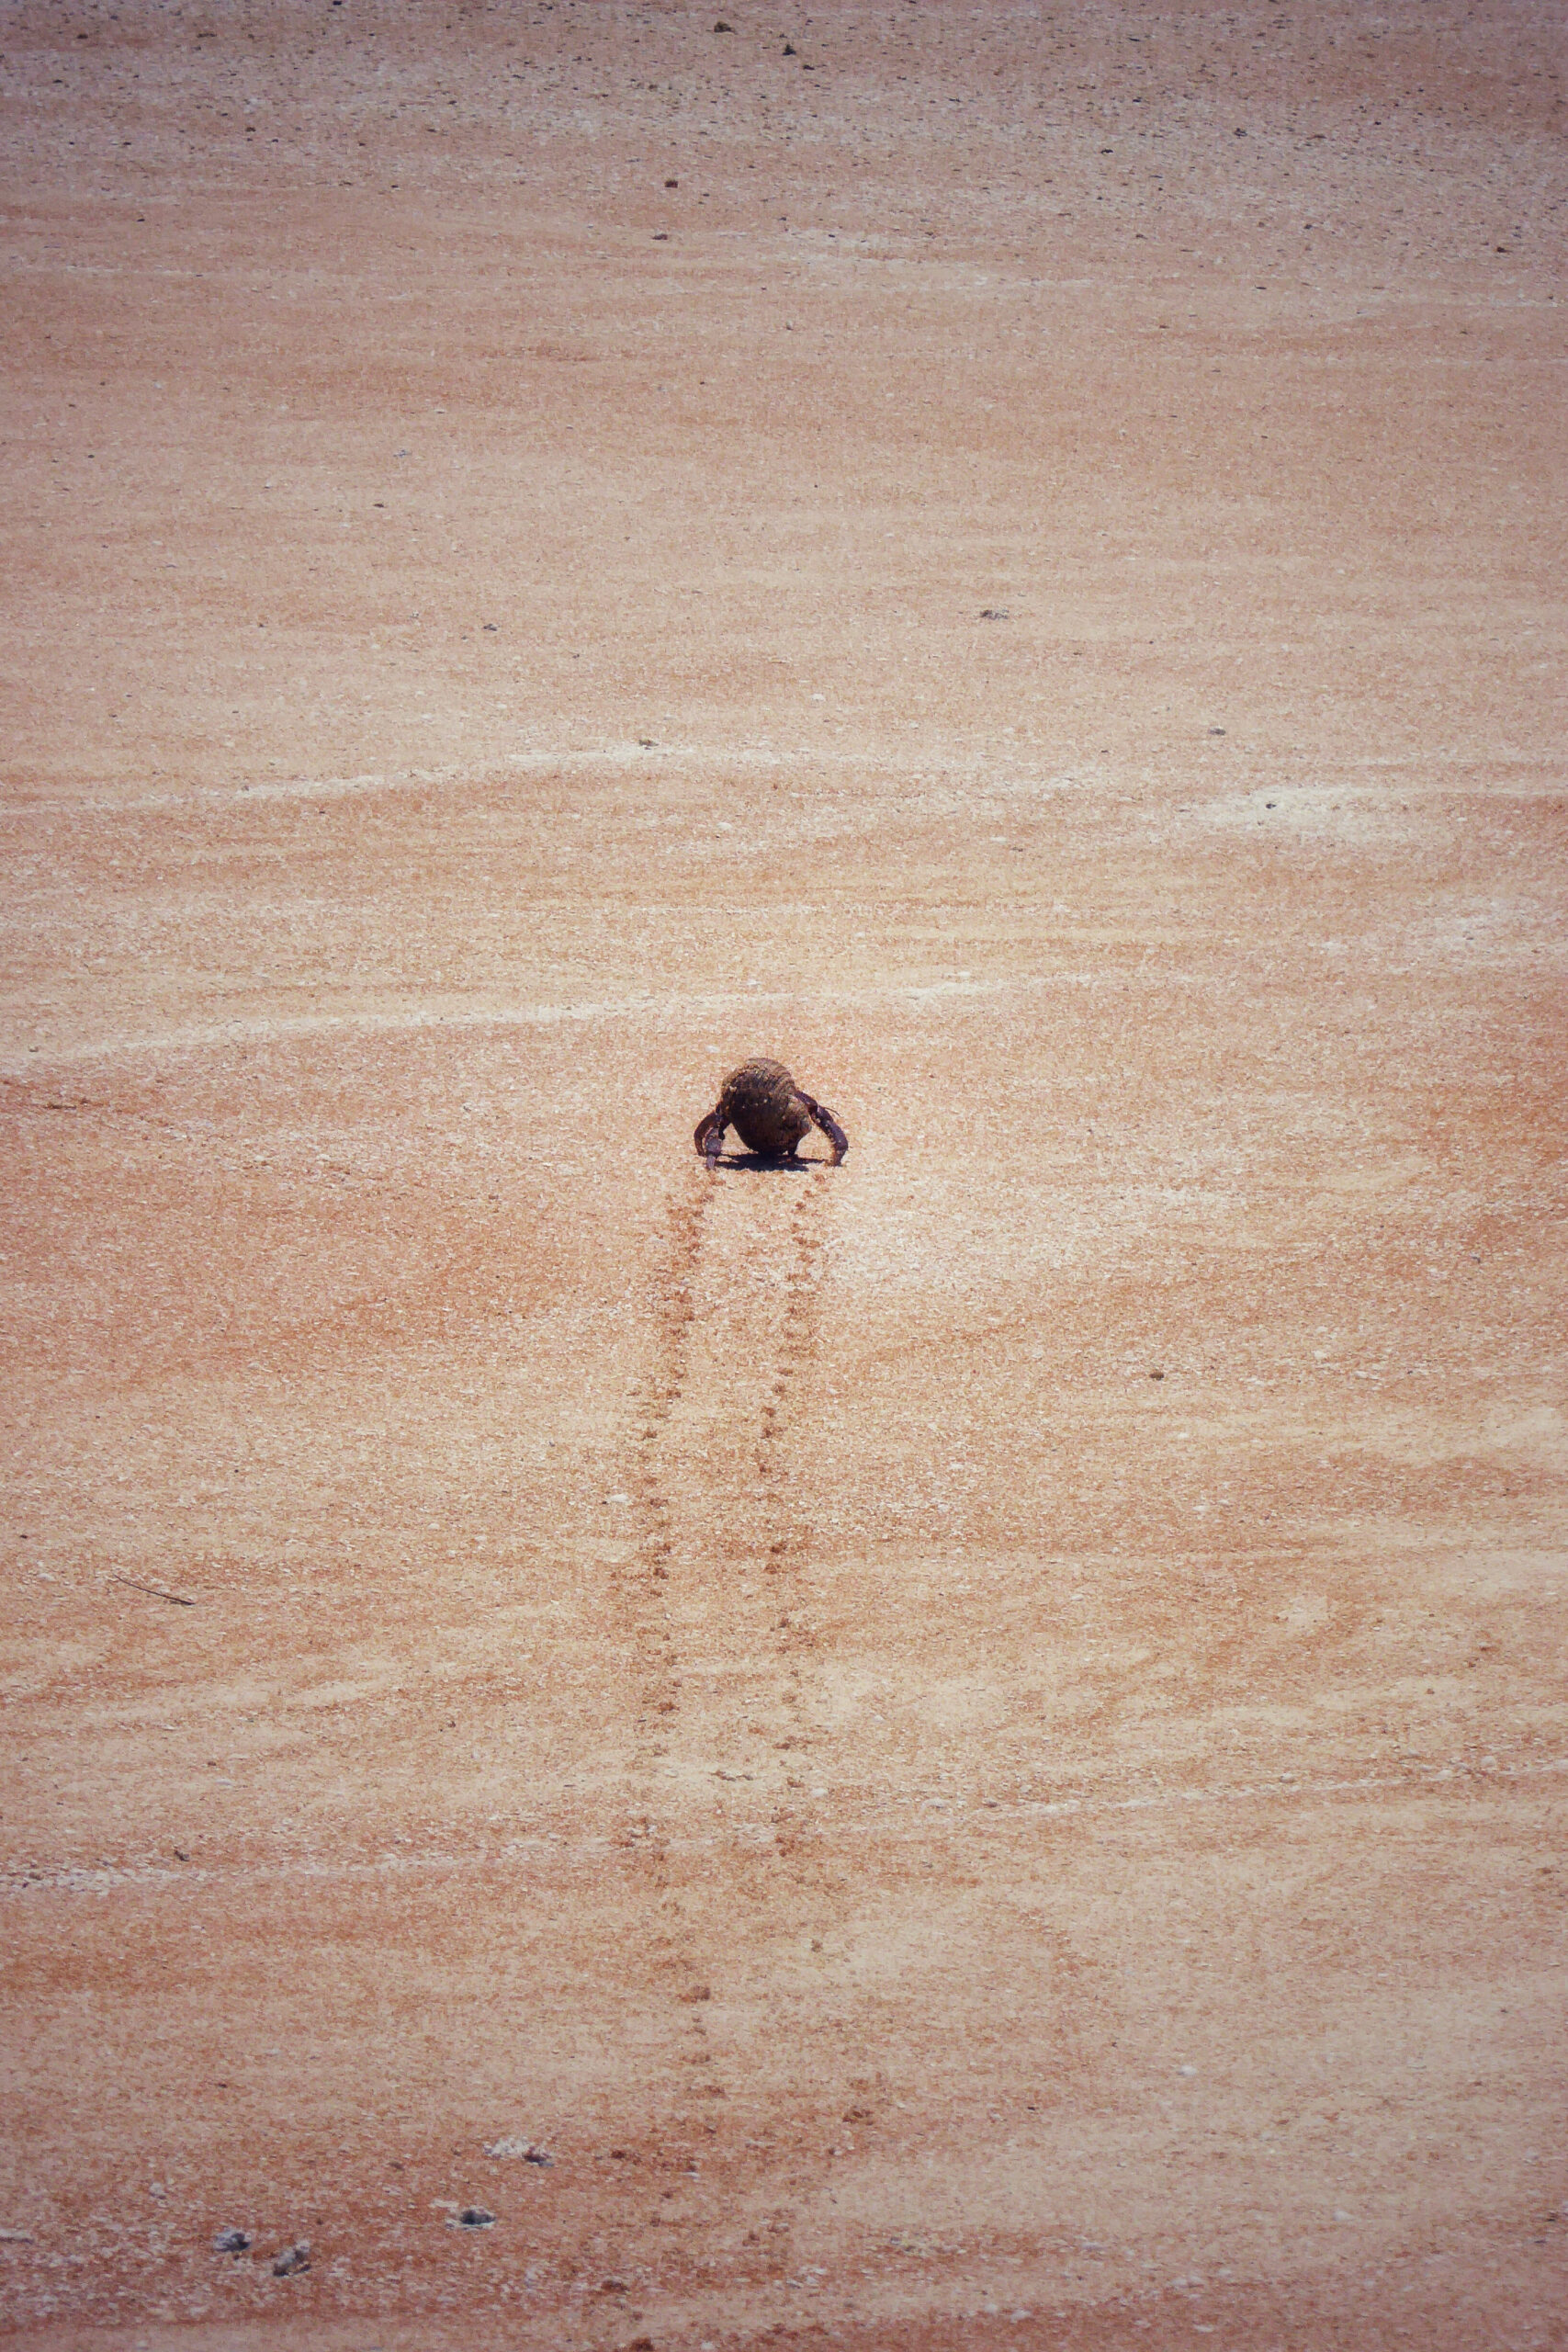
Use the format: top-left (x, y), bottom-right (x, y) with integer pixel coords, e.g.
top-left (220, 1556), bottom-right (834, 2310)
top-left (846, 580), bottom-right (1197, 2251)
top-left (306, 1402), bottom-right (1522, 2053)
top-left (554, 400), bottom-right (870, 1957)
top-left (707, 1152), bottom-right (829, 1174)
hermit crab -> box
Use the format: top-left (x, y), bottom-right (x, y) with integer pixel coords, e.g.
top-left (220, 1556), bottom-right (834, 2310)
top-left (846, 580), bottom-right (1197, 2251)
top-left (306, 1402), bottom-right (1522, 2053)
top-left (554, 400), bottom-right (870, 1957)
top-left (694, 1057), bottom-right (849, 1170)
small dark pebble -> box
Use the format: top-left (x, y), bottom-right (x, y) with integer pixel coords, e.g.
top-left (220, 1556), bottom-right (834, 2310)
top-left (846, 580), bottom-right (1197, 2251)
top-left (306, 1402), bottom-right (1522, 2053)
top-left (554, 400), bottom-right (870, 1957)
top-left (784, 42), bottom-right (797, 55)
top-left (482, 622), bottom-right (498, 632)
top-left (1149, 1369), bottom-right (1164, 1381)
top-left (1208, 726), bottom-right (1226, 735)
top-left (652, 232), bottom-right (669, 242)
top-left (979, 607), bottom-right (1010, 621)
top-left (1265, 800), bottom-right (1276, 808)
top-left (665, 178), bottom-right (678, 187)
top-left (457, 2206), bottom-right (495, 2229)
top-left (213, 2228), bottom-right (251, 2255)
top-left (715, 18), bottom-right (733, 28)
top-left (272, 2241), bottom-right (310, 2277)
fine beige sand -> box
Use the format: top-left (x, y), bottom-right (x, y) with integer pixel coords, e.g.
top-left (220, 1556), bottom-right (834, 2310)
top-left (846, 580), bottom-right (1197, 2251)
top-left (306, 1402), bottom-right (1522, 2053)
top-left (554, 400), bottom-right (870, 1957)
top-left (3, 4), bottom-right (1565, 2346)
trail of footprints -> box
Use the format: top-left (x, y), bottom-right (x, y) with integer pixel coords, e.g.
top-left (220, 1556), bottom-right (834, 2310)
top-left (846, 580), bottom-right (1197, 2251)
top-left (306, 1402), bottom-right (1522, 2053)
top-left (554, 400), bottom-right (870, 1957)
top-left (630, 1169), bottom-right (713, 1589)
top-left (625, 1163), bottom-right (832, 1686)
top-left (754, 1176), bottom-right (829, 1499)
top-left (603, 1165), bottom-right (839, 2117)
top-left (611, 1165), bottom-right (838, 2031)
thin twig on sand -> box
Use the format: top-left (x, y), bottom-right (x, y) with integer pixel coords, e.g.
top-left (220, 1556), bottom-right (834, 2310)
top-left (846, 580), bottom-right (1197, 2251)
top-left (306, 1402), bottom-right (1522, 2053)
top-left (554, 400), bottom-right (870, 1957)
top-left (109, 1570), bottom-right (196, 1608)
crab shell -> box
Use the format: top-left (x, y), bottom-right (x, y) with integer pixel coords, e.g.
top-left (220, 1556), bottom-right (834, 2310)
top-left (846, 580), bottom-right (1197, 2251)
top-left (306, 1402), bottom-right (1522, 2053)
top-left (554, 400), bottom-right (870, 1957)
top-left (716, 1057), bottom-right (813, 1155)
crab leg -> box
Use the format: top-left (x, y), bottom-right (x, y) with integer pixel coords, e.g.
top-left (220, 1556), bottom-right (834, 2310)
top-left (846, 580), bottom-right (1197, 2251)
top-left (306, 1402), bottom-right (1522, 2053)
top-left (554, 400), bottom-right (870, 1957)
top-left (798, 1092), bottom-right (848, 1165)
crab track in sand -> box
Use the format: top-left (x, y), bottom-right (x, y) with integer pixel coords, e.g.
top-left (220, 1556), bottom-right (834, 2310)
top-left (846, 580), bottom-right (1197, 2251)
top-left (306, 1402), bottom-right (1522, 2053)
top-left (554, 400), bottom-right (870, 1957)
top-left (607, 1161), bottom-right (840, 2104)
top-left (623, 1162), bottom-right (834, 1684)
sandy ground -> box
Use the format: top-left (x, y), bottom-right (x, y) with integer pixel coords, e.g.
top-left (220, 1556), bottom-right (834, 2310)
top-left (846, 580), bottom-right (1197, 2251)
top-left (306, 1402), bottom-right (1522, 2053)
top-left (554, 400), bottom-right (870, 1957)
top-left (3, 3), bottom-right (1567, 2346)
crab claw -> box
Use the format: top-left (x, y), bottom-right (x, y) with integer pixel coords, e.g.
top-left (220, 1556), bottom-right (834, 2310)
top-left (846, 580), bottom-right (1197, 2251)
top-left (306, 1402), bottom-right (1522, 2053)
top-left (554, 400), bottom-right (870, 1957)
top-left (798, 1092), bottom-right (848, 1166)
top-left (694, 1107), bottom-right (727, 1167)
